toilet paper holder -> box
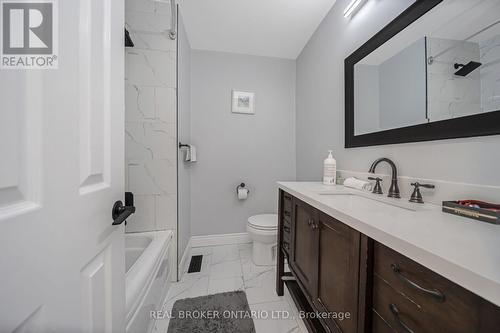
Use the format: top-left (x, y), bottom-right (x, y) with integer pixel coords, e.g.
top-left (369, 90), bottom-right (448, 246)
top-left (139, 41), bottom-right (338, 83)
top-left (236, 183), bottom-right (250, 195)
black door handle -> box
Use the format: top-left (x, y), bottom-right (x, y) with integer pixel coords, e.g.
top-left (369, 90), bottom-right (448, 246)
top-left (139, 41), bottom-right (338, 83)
top-left (112, 192), bottom-right (136, 225)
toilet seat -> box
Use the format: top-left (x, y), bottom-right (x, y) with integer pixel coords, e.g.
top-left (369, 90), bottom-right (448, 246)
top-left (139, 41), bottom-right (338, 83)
top-left (247, 214), bottom-right (278, 231)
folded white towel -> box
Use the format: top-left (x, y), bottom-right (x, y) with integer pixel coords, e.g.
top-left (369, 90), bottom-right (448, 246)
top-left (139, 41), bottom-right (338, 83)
top-left (344, 177), bottom-right (373, 191)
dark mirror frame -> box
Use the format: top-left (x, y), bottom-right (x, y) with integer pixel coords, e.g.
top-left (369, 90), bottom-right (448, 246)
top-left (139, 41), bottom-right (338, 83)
top-left (345, 0), bottom-right (500, 148)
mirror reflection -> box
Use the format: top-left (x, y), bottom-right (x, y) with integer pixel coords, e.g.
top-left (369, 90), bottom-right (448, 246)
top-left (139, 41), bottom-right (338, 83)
top-left (353, 0), bottom-right (500, 136)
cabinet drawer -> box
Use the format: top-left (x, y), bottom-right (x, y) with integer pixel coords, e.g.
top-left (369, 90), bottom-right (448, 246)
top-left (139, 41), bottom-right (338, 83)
top-left (373, 275), bottom-right (429, 332)
top-left (282, 239), bottom-right (291, 254)
top-left (283, 218), bottom-right (291, 235)
top-left (283, 193), bottom-right (292, 219)
top-left (374, 243), bottom-right (448, 303)
top-left (283, 226), bottom-right (291, 242)
top-left (373, 242), bottom-right (499, 332)
top-left (372, 309), bottom-right (396, 333)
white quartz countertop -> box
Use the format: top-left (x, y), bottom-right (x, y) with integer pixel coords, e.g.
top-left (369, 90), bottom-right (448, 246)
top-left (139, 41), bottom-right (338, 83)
top-left (277, 182), bottom-right (500, 306)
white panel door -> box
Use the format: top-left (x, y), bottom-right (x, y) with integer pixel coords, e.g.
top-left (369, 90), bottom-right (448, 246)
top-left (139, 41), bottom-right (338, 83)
top-left (0, 0), bottom-right (126, 332)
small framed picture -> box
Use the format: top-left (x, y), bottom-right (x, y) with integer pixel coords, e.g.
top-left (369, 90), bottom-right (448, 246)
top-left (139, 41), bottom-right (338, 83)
top-left (232, 90), bottom-right (255, 114)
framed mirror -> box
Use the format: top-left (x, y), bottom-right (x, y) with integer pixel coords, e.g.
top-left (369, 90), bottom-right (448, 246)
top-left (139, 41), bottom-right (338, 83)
top-left (345, 0), bottom-right (500, 148)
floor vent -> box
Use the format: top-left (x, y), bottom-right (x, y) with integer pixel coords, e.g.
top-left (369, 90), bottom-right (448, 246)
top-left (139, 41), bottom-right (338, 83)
top-left (187, 255), bottom-right (203, 273)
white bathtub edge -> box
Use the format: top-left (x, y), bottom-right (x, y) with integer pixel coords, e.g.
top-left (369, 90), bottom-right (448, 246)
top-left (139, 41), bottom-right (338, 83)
top-left (125, 230), bottom-right (173, 325)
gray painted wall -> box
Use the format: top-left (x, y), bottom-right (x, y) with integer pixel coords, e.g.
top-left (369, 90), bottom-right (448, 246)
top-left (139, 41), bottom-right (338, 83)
top-left (178, 14), bottom-right (192, 259)
top-left (296, 0), bottom-right (500, 188)
top-left (190, 50), bottom-right (296, 236)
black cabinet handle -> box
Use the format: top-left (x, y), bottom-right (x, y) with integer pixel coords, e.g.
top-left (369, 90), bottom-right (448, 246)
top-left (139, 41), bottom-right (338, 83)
top-left (389, 304), bottom-right (415, 333)
top-left (391, 264), bottom-right (445, 301)
top-left (112, 192), bottom-right (136, 225)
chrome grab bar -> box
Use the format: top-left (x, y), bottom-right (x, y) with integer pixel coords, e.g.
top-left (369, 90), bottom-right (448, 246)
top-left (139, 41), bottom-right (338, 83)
top-left (169, 0), bottom-right (177, 40)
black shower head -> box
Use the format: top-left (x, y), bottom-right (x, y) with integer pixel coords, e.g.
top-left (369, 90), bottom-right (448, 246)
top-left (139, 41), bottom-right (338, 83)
top-left (125, 28), bottom-right (134, 48)
top-left (454, 61), bottom-right (481, 76)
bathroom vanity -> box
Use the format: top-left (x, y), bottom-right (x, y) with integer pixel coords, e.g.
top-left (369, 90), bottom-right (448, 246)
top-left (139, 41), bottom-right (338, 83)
top-left (276, 182), bottom-right (500, 333)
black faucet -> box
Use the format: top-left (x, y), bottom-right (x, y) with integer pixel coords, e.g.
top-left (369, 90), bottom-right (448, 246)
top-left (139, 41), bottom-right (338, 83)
top-left (368, 158), bottom-right (401, 199)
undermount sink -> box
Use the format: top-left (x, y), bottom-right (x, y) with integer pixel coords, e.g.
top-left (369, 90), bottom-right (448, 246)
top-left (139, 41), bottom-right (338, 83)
top-left (316, 191), bottom-right (422, 212)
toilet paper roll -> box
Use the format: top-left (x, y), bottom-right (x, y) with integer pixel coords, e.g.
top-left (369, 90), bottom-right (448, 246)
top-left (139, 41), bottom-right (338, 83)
top-left (238, 188), bottom-right (249, 200)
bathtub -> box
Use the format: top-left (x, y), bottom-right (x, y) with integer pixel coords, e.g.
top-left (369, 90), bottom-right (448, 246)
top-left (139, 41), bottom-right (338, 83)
top-left (125, 230), bottom-right (174, 333)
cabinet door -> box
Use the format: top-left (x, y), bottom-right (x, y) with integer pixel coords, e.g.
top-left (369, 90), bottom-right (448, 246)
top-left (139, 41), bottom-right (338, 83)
top-left (290, 198), bottom-right (319, 299)
top-left (315, 212), bottom-right (361, 333)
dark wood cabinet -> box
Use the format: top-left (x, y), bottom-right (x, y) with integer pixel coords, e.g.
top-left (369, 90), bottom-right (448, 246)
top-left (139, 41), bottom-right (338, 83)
top-left (280, 192), bottom-right (366, 333)
top-left (289, 197), bottom-right (318, 300)
top-left (315, 212), bottom-right (361, 333)
top-left (372, 242), bottom-right (500, 333)
top-left (277, 190), bottom-right (500, 333)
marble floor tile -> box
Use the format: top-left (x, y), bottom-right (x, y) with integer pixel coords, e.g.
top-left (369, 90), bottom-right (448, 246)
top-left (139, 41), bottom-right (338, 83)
top-left (244, 268), bottom-right (283, 305)
top-left (238, 243), bottom-right (252, 260)
top-left (250, 300), bottom-right (302, 333)
top-left (211, 244), bottom-right (240, 264)
top-left (241, 256), bottom-right (275, 284)
top-left (207, 276), bottom-right (245, 294)
top-left (156, 243), bottom-right (304, 333)
top-left (162, 274), bottom-right (209, 312)
top-left (152, 315), bottom-right (170, 333)
top-left (209, 259), bottom-right (243, 279)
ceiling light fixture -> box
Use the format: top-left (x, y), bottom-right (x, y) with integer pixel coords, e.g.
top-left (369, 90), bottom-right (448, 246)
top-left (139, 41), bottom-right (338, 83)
top-left (343, 0), bottom-right (365, 18)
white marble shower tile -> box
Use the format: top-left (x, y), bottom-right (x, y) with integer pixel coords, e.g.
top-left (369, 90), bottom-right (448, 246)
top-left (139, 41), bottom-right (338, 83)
top-left (480, 34), bottom-right (500, 112)
top-left (156, 87), bottom-right (176, 123)
top-left (126, 49), bottom-right (176, 87)
top-left (156, 194), bottom-right (177, 230)
top-left (127, 159), bottom-right (176, 195)
top-left (125, 84), bottom-right (155, 121)
top-left (427, 37), bottom-right (482, 122)
top-left (126, 11), bottom-right (172, 33)
top-left (125, 122), bottom-right (176, 160)
top-left (125, 0), bottom-right (155, 13)
top-left (129, 31), bottom-right (176, 52)
top-left (152, 0), bottom-right (171, 14)
top-left (125, 195), bottom-right (156, 233)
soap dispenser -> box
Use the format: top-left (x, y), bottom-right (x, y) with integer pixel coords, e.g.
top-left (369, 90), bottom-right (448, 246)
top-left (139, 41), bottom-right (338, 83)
top-left (323, 150), bottom-right (337, 185)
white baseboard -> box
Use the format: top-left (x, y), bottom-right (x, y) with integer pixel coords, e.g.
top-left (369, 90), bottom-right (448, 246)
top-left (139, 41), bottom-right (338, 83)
top-left (178, 237), bottom-right (192, 278)
top-left (190, 232), bottom-right (251, 248)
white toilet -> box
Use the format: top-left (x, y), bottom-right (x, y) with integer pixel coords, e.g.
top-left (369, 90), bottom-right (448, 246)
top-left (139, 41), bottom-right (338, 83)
top-left (247, 214), bottom-right (278, 266)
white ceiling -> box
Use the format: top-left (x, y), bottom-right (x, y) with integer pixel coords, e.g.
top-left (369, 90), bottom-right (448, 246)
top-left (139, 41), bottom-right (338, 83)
top-left (179, 0), bottom-right (338, 59)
